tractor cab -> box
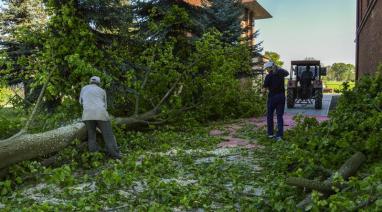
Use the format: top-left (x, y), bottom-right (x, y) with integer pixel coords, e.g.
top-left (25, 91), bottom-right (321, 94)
top-left (295, 65), bottom-right (318, 81)
top-left (287, 60), bottom-right (327, 109)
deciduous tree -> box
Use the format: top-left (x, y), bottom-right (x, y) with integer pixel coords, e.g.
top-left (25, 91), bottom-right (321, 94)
top-left (326, 63), bottom-right (355, 81)
top-left (264, 51), bottom-right (284, 67)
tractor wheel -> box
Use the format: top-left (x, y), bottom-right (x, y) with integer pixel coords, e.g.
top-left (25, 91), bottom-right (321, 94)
top-left (287, 89), bottom-right (295, 108)
top-left (315, 89), bottom-right (323, 109)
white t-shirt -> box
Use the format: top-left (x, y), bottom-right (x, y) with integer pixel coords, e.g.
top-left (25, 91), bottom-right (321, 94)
top-left (79, 84), bottom-right (110, 121)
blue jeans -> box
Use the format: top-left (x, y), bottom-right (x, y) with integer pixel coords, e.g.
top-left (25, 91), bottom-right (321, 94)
top-left (267, 93), bottom-right (285, 138)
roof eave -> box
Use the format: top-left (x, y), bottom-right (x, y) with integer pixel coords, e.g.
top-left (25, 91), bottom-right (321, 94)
top-left (242, 1), bottom-right (272, 20)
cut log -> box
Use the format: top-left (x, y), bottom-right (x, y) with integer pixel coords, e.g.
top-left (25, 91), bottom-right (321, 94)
top-left (286, 177), bottom-right (333, 193)
top-left (294, 152), bottom-right (366, 210)
top-left (337, 152), bottom-right (366, 178)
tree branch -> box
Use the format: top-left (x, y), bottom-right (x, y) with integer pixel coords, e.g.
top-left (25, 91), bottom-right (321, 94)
top-left (286, 177), bottom-right (339, 193)
top-left (102, 204), bottom-right (129, 211)
top-left (22, 71), bottom-right (53, 133)
top-left (154, 78), bottom-right (180, 112)
top-left (134, 93), bottom-right (140, 116)
top-left (295, 152), bottom-right (366, 210)
top-left (2, 72), bottom-right (52, 141)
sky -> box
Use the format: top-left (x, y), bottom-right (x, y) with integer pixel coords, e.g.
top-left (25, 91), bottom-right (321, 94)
top-left (256, 0), bottom-right (357, 69)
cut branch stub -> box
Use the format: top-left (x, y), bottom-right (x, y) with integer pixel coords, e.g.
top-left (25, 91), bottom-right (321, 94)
top-left (337, 151), bottom-right (366, 179)
top-left (295, 152), bottom-right (366, 210)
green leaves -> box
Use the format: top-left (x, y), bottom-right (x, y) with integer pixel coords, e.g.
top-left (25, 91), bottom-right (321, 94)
top-left (47, 165), bottom-right (75, 187)
top-left (184, 31), bottom-right (264, 121)
top-left (0, 180), bottom-right (12, 196)
top-left (264, 51), bottom-right (284, 67)
top-left (0, 124), bottom-right (267, 210)
top-left (272, 69), bottom-right (382, 210)
top-left (98, 168), bottom-right (123, 189)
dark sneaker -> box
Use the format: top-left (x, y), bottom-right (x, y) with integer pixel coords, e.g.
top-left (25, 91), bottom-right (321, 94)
top-left (268, 135), bottom-right (275, 139)
top-left (107, 152), bottom-right (122, 160)
top-left (113, 154), bottom-right (122, 160)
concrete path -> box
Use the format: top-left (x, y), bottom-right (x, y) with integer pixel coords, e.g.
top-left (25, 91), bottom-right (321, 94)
top-left (284, 94), bottom-right (335, 116)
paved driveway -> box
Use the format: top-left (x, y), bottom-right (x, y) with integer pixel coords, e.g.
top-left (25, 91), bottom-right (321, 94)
top-left (284, 94), bottom-right (336, 116)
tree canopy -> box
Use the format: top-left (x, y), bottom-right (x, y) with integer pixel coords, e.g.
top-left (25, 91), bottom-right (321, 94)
top-left (326, 63), bottom-right (355, 81)
top-left (0, 0), bottom-right (265, 126)
top-left (264, 51), bottom-right (284, 67)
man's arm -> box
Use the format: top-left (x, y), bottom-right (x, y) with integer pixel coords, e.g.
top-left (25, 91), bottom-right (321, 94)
top-left (263, 75), bottom-right (270, 88)
top-left (277, 68), bottom-right (289, 77)
top-left (103, 90), bottom-right (107, 110)
top-left (79, 88), bottom-right (84, 105)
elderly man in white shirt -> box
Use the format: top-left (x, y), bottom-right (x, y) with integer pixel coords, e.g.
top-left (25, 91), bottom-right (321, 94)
top-left (79, 76), bottom-right (121, 159)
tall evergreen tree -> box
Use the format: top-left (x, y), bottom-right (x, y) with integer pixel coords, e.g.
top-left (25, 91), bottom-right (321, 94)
top-left (131, 0), bottom-right (205, 63)
top-left (200, 0), bottom-right (244, 44)
top-left (0, 0), bottom-right (48, 85)
top-left (200, 0), bottom-right (263, 75)
top-left (132, 0), bottom-right (202, 41)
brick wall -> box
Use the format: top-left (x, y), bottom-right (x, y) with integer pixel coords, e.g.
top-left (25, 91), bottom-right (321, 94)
top-left (357, 0), bottom-right (382, 79)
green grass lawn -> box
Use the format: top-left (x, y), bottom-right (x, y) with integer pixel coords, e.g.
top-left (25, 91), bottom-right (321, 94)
top-left (323, 81), bottom-right (355, 93)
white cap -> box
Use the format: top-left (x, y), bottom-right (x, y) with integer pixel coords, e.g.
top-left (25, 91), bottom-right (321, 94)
top-left (90, 76), bottom-right (101, 84)
top-left (264, 61), bottom-right (274, 69)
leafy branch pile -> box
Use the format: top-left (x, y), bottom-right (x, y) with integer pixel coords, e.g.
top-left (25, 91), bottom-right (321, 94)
top-left (257, 68), bottom-right (382, 210)
top-left (0, 125), bottom-right (267, 211)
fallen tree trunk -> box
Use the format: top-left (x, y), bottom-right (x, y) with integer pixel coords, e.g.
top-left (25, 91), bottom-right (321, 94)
top-left (0, 110), bottom-right (164, 171)
top-left (0, 122), bottom-right (87, 170)
top-left (291, 152), bottom-right (366, 210)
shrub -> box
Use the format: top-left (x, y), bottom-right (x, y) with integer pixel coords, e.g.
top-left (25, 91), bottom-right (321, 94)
top-left (181, 31), bottom-right (265, 122)
top-left (273, 67), bottom-right (382, 210)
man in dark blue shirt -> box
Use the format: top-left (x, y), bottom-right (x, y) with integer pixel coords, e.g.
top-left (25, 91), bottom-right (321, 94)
top-left (263, 61), bottom-right (289, 141)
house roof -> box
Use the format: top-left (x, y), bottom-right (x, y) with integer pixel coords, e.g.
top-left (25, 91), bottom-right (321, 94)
top-left (184, 0), bottom-right (272, 20)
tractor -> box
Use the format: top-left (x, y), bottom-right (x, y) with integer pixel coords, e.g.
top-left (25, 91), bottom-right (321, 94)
top-left (287, 60), bottom-right (327, 109)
